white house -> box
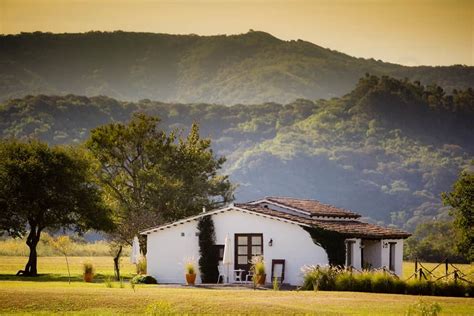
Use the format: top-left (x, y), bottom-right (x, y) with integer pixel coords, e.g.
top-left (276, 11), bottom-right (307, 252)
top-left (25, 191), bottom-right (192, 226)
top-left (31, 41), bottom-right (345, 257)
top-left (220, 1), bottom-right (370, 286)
top-left (141, 197), bottom-right (411, 286)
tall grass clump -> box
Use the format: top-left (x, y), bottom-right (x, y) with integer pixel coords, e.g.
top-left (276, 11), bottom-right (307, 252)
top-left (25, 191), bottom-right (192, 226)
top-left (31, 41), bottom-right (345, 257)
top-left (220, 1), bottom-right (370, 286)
top-left (301, 267), bottom-right (471, 297)
top-left (334, 271), bottom-right (356, 291)
top-left (146, 301), bottom-right (174, 315)
top-left (136, 256), bottom-right (147, 274)
top-left (352, 272), bottom-right (373, 292)
top-left (301, 265), bottom-right (339, 291)
top-left (405, 279), bottom-right (434, 296)
top-left (406, 299), bottom-right (442, 316)
top-left (104, 275), bottom-right (114, 288)
top-left (371, 272), bottom-right (397, 293)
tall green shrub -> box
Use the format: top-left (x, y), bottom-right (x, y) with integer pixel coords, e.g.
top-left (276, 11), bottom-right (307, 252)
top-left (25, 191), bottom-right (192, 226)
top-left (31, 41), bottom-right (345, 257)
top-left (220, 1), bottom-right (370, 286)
top-left (197, 216), bottom-right (219, 283)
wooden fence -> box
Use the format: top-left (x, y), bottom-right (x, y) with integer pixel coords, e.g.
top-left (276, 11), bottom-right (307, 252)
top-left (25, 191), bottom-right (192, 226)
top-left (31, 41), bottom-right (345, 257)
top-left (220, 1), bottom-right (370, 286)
top-left (404, 258), bottom-right (473, 284)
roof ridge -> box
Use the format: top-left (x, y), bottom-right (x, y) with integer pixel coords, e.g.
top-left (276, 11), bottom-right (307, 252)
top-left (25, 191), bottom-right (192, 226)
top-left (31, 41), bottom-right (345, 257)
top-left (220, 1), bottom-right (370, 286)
top-left (263, 196), bottom-right (360, 217)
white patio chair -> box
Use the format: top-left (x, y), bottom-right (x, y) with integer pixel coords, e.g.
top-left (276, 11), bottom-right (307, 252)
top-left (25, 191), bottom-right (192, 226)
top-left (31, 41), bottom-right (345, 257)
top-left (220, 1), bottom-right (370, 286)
top-left (217, 265), bottom-right (226, 284)
top-left (245, 270), bottom-right (254, 283)
top-left (233, 269), bottom-right (243, 284)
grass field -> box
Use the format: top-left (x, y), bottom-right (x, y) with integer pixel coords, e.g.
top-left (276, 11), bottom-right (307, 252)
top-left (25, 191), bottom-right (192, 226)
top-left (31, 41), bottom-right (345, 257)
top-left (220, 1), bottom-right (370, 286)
top-left (0, 256), bottom-right (473, 315)
top-left (0, 256), bottom-right (136, 281)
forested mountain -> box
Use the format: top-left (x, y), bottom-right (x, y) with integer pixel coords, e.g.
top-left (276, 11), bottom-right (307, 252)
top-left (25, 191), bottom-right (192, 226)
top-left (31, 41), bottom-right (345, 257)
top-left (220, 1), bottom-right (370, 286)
top-left (1, 75), bottom-right (472, 230)
top-left (1, 31), bottom-right (473, 104)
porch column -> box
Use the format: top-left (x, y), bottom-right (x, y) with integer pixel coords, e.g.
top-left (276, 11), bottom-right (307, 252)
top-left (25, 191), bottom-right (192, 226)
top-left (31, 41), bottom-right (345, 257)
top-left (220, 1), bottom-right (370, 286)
top-left (346, 238), bottom-right (362, 270)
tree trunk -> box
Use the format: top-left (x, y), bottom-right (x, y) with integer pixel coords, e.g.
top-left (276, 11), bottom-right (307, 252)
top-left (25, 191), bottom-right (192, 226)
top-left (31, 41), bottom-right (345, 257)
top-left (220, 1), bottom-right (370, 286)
top-left (17, 226), bottom-right (42, 276)
top-left (113, 245), bottom-right (123, 281)
top-left (139, 235), bottom-right (147, 255)
top-left (65, 255), bottom-right (71, 284)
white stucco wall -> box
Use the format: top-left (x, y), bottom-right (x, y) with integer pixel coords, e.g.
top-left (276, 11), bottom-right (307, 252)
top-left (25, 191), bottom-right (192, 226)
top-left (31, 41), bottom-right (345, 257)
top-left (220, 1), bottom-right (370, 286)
top-left (363, 239), bottom-right (382, 269)
top-left (145, 208), bottom-right (328, 285)
top-left (380, 239), bottom-right (404, 277)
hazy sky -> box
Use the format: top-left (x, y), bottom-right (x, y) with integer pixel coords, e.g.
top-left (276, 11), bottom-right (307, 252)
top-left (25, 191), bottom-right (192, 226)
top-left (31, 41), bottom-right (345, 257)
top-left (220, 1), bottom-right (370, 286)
top-left (1, 0), bottom-right (472, 66)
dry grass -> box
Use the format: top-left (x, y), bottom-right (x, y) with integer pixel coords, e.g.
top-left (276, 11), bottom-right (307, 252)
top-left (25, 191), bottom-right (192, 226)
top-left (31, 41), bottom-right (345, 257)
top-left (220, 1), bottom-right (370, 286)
top-left (0, 281), bottom-right (472, 315)
top-left (0, 257), bottom-right (473, 315)
top-left (0, 236), bottom-right (130, 257)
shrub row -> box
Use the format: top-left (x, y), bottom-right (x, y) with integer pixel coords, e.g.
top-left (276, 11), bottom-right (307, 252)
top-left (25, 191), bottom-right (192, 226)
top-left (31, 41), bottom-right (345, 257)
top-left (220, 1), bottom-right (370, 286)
top-left (301, 266), bottom-right (473, 297)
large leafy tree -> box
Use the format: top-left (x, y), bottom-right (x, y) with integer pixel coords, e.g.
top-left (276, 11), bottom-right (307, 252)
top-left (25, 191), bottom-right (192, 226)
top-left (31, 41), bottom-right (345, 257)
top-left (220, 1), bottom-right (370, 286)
top-left (85, 113), bottom-right (234, 277)
top-left (442, 167), bottom-right (474, 262)
top-left (404, 220), bottom-right (467, 263)
top-left (0, 140), bottom-right (113, 276)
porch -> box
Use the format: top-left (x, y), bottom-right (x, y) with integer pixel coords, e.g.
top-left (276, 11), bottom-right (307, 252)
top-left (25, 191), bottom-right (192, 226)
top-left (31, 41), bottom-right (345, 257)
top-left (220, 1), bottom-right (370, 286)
top-left (345, 238), bottom-right (403, 276)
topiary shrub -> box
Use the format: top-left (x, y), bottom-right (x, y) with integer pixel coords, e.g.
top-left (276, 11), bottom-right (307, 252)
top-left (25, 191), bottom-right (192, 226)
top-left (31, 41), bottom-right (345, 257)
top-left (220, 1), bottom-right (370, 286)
top-left (197, 216), bottom-right (219, 283)
top-left (132, 275), bottom-right (158, 284)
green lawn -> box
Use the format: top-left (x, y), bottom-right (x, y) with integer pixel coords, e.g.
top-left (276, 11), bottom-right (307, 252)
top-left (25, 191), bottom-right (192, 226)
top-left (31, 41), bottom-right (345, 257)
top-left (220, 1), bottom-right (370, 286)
top-left (0, 256), bottom-right (136, 281)
top-left (0, 256), bottom-right (472, 315)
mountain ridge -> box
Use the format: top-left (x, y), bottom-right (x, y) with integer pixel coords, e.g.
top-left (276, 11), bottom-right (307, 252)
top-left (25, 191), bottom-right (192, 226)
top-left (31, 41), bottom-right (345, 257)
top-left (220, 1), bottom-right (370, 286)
top-left (1, 75), bottom-right (472, 230)
top-left (1, 30), bottom-right (473, 104)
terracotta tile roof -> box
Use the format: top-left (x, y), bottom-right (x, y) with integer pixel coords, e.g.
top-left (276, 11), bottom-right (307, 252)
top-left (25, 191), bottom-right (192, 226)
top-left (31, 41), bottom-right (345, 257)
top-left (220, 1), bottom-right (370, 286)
top-left (236, 203), bottom-right (411, 239)
top-left (259, 196), bottom-right (361, 219)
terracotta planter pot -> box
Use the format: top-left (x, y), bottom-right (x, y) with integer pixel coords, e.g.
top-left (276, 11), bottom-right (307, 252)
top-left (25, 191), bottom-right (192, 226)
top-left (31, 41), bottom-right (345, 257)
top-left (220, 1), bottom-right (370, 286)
top-left (186, 273), bottom-right (196, 285)
top-left (256, 274), bottom-right (266, 285)
top-left (83, 272), bottom-right (94, 283)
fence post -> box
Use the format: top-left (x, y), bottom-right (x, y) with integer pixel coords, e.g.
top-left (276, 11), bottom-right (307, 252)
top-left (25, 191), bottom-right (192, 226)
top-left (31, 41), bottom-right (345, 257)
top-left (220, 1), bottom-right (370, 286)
top-left (445, 258), bottom-right (448, 278)
top-left (454, 270), bottom-right (458, 284)
top-left (415, 258), bottom-right (418, 279)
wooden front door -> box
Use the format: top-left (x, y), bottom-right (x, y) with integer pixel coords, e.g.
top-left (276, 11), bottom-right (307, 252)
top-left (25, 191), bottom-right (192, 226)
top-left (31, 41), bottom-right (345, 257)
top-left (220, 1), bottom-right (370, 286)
top-left (234, 234), bottom-right (263, 277)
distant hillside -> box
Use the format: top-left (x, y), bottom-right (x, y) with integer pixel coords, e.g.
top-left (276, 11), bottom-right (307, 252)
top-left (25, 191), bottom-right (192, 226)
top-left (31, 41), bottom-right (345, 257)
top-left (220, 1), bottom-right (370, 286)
top-left (1, 75), bottom-right (472, 230)
top-left (1, 31), bottom-right (473, 104)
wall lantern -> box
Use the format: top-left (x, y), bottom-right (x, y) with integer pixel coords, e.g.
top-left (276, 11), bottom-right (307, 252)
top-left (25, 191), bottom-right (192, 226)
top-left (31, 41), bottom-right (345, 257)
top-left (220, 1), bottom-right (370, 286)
top-left (268, 238), bottom-right (273, 247)
top-left (383, 242), bottom-right (389, 248)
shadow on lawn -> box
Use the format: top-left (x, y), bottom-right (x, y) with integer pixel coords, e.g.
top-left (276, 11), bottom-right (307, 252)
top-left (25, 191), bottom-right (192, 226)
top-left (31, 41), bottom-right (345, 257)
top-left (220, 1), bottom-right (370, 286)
top-left (0, 273), bottom-right (131, 282)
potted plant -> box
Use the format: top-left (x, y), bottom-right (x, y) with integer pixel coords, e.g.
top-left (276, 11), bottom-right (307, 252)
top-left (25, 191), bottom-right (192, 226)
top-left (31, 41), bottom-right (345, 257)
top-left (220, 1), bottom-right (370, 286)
top-left (83, 262), bottom-right (94, 282)
top-left (251, 256), bottom-right (266, 286)
top-left (185, 259), bottom-right (197, 285)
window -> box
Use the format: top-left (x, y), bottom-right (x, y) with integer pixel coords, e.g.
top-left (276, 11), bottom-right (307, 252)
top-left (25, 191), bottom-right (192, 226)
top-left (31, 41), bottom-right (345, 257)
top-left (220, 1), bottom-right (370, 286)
top-left (389, 242), bottom-right (396, 271)
top-left (234, 234), bottom-right (263, 277)
top-left (271, 259), bottom-right (285, 282)
top-left (214, 245), bottom-right (225, 261)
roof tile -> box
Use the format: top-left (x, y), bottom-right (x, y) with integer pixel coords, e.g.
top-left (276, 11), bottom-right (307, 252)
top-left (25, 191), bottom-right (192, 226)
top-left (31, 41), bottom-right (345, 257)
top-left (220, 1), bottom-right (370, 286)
top-left (261, 196), bottom-right (361, 218)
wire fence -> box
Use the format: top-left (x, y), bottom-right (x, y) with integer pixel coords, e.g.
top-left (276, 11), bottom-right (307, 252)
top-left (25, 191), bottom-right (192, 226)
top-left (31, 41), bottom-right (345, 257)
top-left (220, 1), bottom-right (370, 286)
top-left (345, 258), bottom-right (472, 285)
top-left (403, 258), bottom-right (473, 284)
